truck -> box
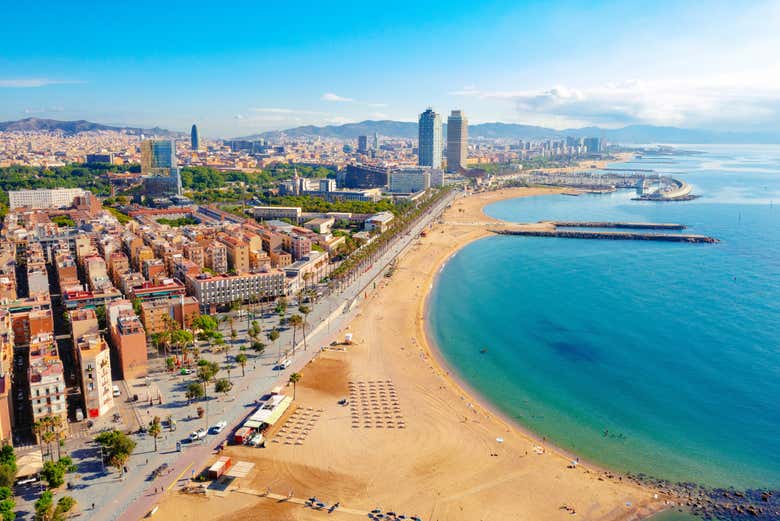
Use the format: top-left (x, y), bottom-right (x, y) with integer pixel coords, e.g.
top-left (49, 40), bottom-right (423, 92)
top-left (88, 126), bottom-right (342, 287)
top-left (233, 426), bottom-right (254, 445)
top-left (207, 456), bottom-right (232, 479)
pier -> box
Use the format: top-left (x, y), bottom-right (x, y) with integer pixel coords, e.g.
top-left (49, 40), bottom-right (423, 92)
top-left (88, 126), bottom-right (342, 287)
top-left (493, 221), bottom-right (718, 243)
top-left (550, 221), bottom-right (686, 230)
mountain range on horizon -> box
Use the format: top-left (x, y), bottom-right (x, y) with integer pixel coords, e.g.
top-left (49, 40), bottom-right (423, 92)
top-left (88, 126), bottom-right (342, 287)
top-left (2, 117), bottom-right (779, 145)
top-left (0, 117), bottom-right (182, 138)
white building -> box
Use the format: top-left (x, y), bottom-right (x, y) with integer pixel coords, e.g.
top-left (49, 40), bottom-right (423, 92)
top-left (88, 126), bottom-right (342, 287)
top-left (9, 188), bottom-right (88, 210)
top-left (364, 211), bottom-right (395, 233)
top-left (389, 168), bottom-right (431, 193)
top-left (252, 206), bottom-right (302, 222)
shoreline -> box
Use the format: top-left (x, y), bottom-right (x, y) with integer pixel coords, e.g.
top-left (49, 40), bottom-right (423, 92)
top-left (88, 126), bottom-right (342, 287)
top-left (417, 188), bottom-right (671, 510)
top-left (155, 192), bottom-right (668, 521)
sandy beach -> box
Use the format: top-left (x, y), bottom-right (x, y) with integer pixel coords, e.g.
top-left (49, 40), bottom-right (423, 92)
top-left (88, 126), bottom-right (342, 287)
top-left (154, 186), bottom-right (667, 521)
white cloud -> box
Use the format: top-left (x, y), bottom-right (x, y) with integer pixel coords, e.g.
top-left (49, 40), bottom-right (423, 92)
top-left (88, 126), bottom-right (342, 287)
top-left (453, 80), bottom-right (780, 130)
top-left (370, 112), bottom-right (389, 119)
top-left (321, 93), bottom-right (354, 102)
top-left (233, 114), bottom-right (244, 119)
top-left (0, 79), bottom-right (84, 88)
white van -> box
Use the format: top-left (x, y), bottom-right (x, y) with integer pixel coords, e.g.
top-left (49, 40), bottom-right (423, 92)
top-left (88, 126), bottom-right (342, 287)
top-left (275, 359), bottom-right (292, 370)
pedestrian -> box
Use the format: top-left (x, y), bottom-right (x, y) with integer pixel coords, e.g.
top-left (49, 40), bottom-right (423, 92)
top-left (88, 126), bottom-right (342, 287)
top-left (92, 503), bottom-right (95, 510)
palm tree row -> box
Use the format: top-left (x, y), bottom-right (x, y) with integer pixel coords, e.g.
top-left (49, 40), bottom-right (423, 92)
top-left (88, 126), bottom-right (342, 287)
top-left (33, 415), bottom-right (65, 462)
top-left (331, 187), bottom-right (453, 290)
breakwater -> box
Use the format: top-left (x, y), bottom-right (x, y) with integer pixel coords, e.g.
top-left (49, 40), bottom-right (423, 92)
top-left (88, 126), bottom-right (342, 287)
top-left (623, 472), bottom-right (780, 520)
top-left (494, 229), bottom-right (718, 243)
top-left (550, 221), bottom-right (686, 230)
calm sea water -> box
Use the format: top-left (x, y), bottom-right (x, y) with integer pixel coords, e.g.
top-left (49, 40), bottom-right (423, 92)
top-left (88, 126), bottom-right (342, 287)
top-left (429, 145), bottom-right (780, 490)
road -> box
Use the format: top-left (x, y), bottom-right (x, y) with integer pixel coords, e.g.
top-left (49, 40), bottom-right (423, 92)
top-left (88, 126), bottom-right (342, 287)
top-left (27, 189), bottom-right (459, 521)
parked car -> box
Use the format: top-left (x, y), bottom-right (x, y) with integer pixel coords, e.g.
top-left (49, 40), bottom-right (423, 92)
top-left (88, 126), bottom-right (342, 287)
top-left (112, 385), bottom-right (121, 397)
top-left (189, 428), bottom-right (207, 441)
top-left (248, 433), bottom-right (265, 447)
top-left (274, 359), bottom-right (292, 370)
top-left (211, 420), bottom-right (227, 434)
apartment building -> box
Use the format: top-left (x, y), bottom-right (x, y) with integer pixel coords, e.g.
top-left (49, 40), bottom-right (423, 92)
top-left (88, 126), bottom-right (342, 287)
top-left (140, 296), bottom-right (200, 335)
top-left (0, 310), bottom-right (14, 445)
top-left (203, 241), bottom-right (228, 274)
top-left (28, 332), bottom-right (68, 433)
top-left (70, 309), bottom-right (113, 418)
top-left (107, 300), bottom-right (148, 380)
top-left (185, 270), bottom-right (286, 310)
top-left (217, 234), bottom-right (250, 274)
top-left (183, 242), bottom-right (204, 268)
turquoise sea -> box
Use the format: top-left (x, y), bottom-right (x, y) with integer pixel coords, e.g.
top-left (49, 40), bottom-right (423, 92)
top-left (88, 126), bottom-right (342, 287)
top-left (429, 145), bottom-right (780, 494)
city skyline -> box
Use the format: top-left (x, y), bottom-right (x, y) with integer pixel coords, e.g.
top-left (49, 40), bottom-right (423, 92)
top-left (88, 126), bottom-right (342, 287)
top-left (2, 1), bottom-right (780, 136)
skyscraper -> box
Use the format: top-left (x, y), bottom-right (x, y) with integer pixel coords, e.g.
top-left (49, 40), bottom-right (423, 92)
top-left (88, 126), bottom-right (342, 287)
top-left (191, 124), bottom-right (199, 150)
top-left (141, 139), bottom-right (181, 198)
top-left (373, 132), bottom-right (379, 150)
top-left (357, 135), bottom-right (368, 154)
top-left (418, 108), bottom-right (442, 168)
top-left (446, 110), bottom-right (468, 172)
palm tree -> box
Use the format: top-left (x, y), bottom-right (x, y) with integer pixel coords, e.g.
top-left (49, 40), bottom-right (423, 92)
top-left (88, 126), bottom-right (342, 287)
top-left (288, 314), bottom-right (303, 354)
top-left (235, 353), bottom-right (248, 377)
top-left (288, 372), bottom-right (302, 400)
top-left (149, 417), bottom-right (162, 452)
top-left (49, 415), bottom-right (64, 460)
top-left (298, 304), bottom-right (311, 351)
top-left (41, 431), bottom-right (56, 462)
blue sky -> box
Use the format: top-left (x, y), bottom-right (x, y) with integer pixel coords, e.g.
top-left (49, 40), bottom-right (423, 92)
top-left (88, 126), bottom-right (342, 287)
top-left (2, 0), bottom-right (779, 137)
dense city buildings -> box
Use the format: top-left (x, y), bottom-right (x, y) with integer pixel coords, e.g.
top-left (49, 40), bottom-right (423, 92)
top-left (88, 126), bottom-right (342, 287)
top-left (418, 108), bottom-right (443, 168)
top-left (446, 110), bottom-right (468, 172)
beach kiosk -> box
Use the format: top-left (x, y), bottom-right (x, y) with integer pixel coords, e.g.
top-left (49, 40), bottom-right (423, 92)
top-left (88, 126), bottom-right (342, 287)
top-left (244, 394), bottom-right (292, 432)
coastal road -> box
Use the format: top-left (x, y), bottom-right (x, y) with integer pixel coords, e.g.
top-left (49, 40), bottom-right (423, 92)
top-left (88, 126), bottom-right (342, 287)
top-left (95, 189), bottom-right (460, 521)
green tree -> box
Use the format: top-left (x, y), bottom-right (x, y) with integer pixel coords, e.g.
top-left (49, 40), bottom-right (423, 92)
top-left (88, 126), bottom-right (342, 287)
top-left (274, 297), bottom-right (287, 315)
top-left (185, 382), bottom-right (204, 403)
top-left (235, 353), bottom-right (248, 377)
top-left (148, 417), bottom-right (162, 452)
top-left (214, 378), bottom-right (232, 398)
top-left (0, 485), bottom-right (15, 521)
top-left (251, 340), bottom-right (265, 357)
top-left (40, 460), bottom-right (66, 488)
top-left (289, 372), bottom-right (302, 400)
top-left (95, 430), bottom-right (136, 478)
top-left (34, 490), bottom-right (53, 521)
top-left (54, 496), bottom-right (76, 520)
top-left (197, 361), bottom-right (220, 399)
top-left (0, 446), bottom-right (16, 488)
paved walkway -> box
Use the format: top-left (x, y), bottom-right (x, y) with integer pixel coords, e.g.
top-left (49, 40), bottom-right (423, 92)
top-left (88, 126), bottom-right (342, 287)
top-left (49, 191), bottom-right (458, 521)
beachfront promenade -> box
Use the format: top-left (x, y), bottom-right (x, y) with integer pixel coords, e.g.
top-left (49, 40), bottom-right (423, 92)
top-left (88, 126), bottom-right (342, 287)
top-left (83, 190), bottom-right (461, 521)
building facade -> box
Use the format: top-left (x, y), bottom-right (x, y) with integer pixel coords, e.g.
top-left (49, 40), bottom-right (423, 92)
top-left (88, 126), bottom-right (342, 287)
top-left (446, 110), bottom-right (468, 172)
top-left (191, 124), bottom-right (199, 150)
top-left (9, 188), bottom-right (88, 210)
top-left (418, 108), bottom-right (442, 168)
top-left (186, 271), bottom-right (286, 310)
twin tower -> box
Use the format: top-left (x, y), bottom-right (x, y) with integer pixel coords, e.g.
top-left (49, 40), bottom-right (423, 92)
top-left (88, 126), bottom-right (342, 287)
top-left (418, 108), bottom-right (467, 173)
